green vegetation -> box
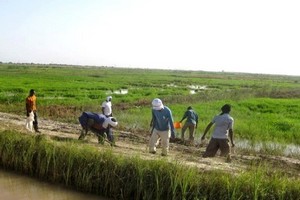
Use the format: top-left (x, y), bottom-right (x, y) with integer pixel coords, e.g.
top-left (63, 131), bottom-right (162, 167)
top-left (0, 63), bottom-right (300, 199)
top-left (0, 130), bottom-right (299, 200)
top-left (0, 63), bottom-right (299, 145)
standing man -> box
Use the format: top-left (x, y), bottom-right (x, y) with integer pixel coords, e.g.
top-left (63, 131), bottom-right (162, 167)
top-left (179, 106), bottom-right (198, 145)
top-left (149, 98), bottom-right (175, 156)
top-left (101, 96), bottom-right (112, 117)
top-left (25, 89), bottom-right (41, 133)
top-left (201, 104), bottom-right (235, 159)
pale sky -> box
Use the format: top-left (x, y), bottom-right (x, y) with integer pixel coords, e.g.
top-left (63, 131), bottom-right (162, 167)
top-left (1, 0), bottom-right (300, 76)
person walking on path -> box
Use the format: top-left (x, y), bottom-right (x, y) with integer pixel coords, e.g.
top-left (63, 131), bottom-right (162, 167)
top-left (101, 96), bottom-right (112, 117)
top-left (149, 98), bottom-right (175, 156)
top-left (201, 104), bottom-right (234, 159)
top-left (179, 106), bottom-right (198, 145)
top-left (25, 89), bottom-right (41, 133)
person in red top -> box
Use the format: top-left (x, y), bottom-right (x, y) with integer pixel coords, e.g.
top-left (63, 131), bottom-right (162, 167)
top-left (26, 89), bottom-right (41, 133)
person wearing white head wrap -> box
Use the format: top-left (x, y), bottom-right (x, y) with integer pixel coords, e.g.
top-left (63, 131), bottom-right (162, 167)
top-left (152, 98), bottom-right (164, 110)
top-left (149, 98), bottom-right (175, 156)
top-left (101, 96), bottom-right (112, 117)
top-left (78, 112), bottom-right (118, 145)
top-left (106, 96), bottom-right (112, 102)
top-left (102, 117), bottom-right (118, 128)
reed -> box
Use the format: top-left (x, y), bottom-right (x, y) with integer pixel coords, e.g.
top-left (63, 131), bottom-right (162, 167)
top-left (0, 130), bottom-right (299, 199)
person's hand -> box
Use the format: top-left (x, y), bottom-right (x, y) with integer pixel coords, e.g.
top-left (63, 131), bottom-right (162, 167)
top-left (26, 111), bottom-right (30, 117)
top-left (149, 128), bottom-right (153, 136)
top-left (231, 143), bottom-right (235, 147)
top-left (201, 135), bottom-right (205, 140)
top-left (171, 130), bottom-right (176, 139)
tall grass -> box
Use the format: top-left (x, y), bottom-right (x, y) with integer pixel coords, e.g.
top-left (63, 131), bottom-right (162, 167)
top-left (0, 130), bottom-right (299, 199)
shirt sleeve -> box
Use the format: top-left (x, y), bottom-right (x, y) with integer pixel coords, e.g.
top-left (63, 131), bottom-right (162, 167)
top-left (168, 110), bottom-right (175, 131)
top-left (228, 118), bottom-right (234, 129)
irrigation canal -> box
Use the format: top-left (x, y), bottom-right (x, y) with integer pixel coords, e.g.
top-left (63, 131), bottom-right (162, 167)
top-left (0, 169), bottom-right (110, 200)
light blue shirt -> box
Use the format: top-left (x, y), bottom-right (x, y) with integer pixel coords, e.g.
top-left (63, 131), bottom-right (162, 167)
top-left (181, 109), bottom-right (198, 125)
top-left (211, 113), bottom-right (234, 139)
top-left (151, 106), bottom-right (175, 136)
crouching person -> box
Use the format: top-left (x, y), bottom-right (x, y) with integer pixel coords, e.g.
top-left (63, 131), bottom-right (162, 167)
top-left (78, 112), bottom-right (118, 145)
top-left (201, 104), bottom-right (234, 162)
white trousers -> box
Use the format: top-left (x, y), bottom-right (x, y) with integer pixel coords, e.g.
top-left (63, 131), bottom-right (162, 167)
top-left (149, 128), bottom-right (170, 155)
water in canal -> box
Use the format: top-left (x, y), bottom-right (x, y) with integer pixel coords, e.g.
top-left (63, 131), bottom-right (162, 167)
top-left (0, 169), bottom-right (109, 200)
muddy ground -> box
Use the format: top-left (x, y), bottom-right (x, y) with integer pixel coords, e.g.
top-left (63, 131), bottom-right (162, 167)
top-left (0, 112), bottom-right (299, 177)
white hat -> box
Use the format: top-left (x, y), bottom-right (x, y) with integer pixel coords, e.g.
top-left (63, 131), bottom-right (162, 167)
top-left (152, 98), bottom-right (164, 110)
top-left (103, 117), bottom-right (118, 128)
top-left (106, 96), bottom-right (112, 101)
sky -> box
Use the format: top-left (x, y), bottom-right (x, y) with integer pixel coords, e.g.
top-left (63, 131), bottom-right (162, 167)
top-left (1, 0), bottom-right (300, 76)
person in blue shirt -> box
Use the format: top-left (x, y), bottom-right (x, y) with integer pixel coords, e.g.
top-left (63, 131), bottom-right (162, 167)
top-left (149, 98), bottom-right (175, 156)
top-left (179, 106), bottom-right (198, 145)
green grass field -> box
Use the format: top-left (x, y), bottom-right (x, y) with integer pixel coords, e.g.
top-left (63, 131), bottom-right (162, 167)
top-left (1, 63), bottom-right (299, 145)
top-left (1, 63), bottom-right (300, 199)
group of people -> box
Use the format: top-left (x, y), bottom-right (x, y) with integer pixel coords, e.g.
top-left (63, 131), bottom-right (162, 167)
top-left (25, 89), bottom-right (234, 159)
top-left (26, 90), bottom-right (118, 144)
top-left (149, 98), bottom-right (234, 159)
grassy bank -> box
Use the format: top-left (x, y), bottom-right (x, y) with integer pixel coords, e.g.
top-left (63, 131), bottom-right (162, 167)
top-left (0, 130), bottom-right (299, 200)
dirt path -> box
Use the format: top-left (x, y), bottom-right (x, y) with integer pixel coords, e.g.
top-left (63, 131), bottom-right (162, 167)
top-left (0, 112), bottom-right (299, 176)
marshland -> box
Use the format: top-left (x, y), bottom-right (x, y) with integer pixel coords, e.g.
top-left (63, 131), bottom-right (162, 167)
top-left (0, 63), bottom-right (299, 199)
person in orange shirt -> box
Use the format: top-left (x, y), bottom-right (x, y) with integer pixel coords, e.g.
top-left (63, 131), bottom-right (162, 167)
top-left (26, 89), bottom-right (41, 133)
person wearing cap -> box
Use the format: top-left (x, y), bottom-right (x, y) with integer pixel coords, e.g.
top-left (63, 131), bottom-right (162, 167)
top-left (179, 106), bottom-right (198, 145)
top-left (25, 89), bottom-right (41, 133)
top-left (149, 98), bottom-right (175, 156)
top-left (78, 111), bottom-right (118, 145)
top-left (101, 96), bottom-right (112, 117)
top-left (201, 104), bottom-right (235, 160)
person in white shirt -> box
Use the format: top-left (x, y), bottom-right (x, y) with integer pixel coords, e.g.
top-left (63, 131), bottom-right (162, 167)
top-left (101, 96), bottom-right (112, 117)
top-left (201, 104), bottom-right (235, 158)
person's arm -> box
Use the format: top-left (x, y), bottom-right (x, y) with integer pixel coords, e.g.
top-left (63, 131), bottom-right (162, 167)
top-left (169, 111), bottom-right (176, 139)
top-left (228, 129), bottom-right (234, 147)
top-left (150, 111), bottom-right (156, 135)
top-left (195, 113), bottom-right (199, 128)
top-left (201, 122), bottom-right (213, 140)
top-left (149, 118), bottom-right (154, 135)
top-left (150, 118), bottom-right (153, 127)
top-left (179, 111), bottom-right (187, 123)
top-left (26, 98), bottom-right (32, 116)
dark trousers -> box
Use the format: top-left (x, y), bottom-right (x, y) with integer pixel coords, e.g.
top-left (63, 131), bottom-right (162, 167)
top-left (181, 122), bottom-right (196, 141)
top-left (33, 111), bottom-right (39, 131)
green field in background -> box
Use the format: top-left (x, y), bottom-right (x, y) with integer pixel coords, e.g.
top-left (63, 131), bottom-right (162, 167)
top-left (1, 63), bottom-right (300, 145)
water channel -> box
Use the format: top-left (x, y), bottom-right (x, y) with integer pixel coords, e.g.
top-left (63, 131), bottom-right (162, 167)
top-left (0, 169), bottom-right (109, 200)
